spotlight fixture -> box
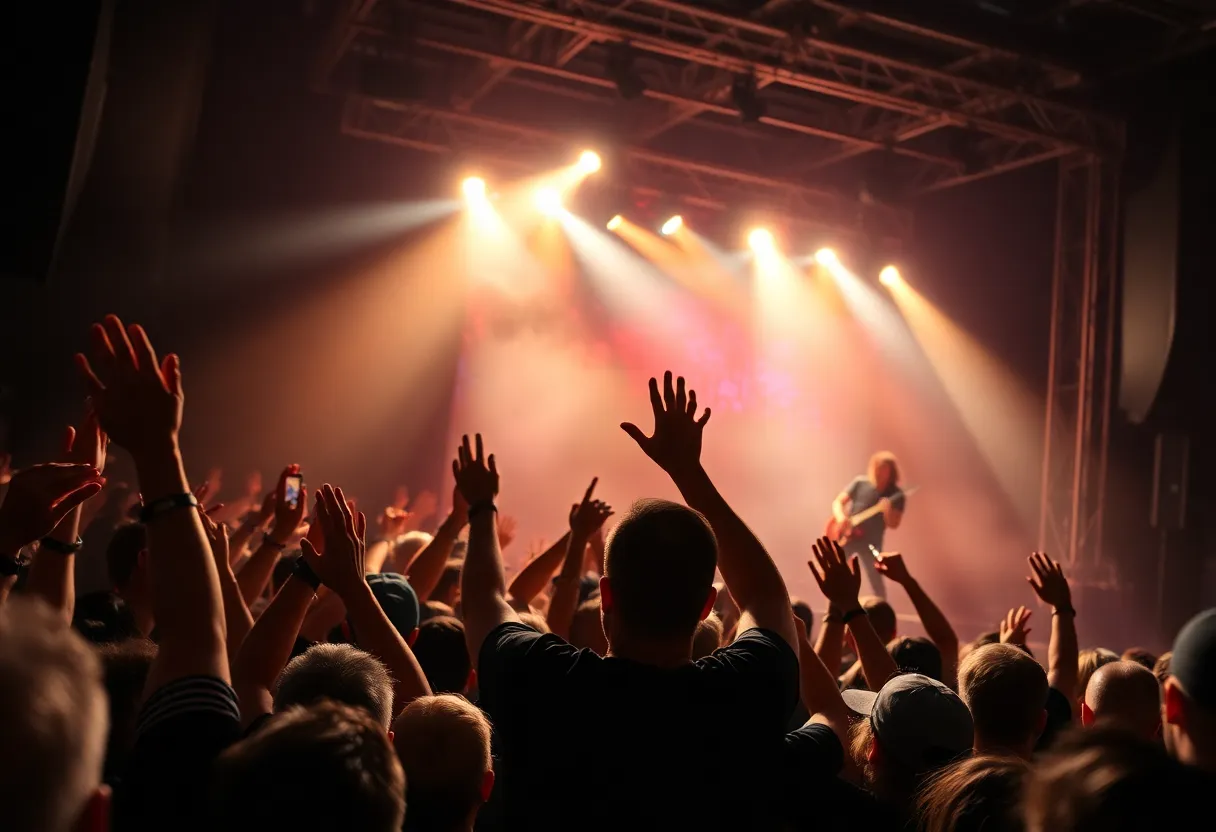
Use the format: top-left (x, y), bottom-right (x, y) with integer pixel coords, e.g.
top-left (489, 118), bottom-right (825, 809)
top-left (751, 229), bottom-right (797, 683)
top-left (879, 265), bottom-right (901, 287)
top-left (748, 227), bottom-right (775, 252)
top-left (730, 73), bottom-right (767, 123)
top-left (606, 42), bottom-right (646, 100)
top-left (814, 248), bottom-right (838, 266)
top-left (535, 188), bottom-right (562, 216)
top-left (461, 176), bottom-right (486, 200)
top-left (578, 150), bottom-right (603, 174)
top-left (660, 215), bottom-right (683, 236)
top-left (607, 214), bottom-right (623, 231)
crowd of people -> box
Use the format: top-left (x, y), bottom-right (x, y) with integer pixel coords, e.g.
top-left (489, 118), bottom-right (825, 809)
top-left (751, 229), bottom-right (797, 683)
top-left (1, 314), bottom-right (1214, 831)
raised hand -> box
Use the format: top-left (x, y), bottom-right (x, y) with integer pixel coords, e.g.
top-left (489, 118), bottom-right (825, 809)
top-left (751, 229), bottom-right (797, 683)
top-left (75, 315), bottom-right (183, 455)
top-left (497, 514), bottom-right (517, 550)
top-left (377, 507), bottom-right (412, 540)
top-left (299, 484), bottom-right (367, 598)
top-left (452, 434), bottom-right (498, 506)
top-left (1000, 605), bottom-right (1033, 646)
top-left (1027, 552), bottom-right (1072, 609)
top-left (268, 464), bottom-right (307, 545)
top-left (808, 536), bottom-right (862, 612)
top-left (621, 371), bottom-right (711, 476)
top-left (569, 477), bottom-right (613, 539)
top-left (874, 551), bottom-right (912, 585)
top-left (0, 464), bottom-right (105, 555)
top-left (198, 507), bottom-right (230, 566)
top-left (63, 404), bottom-right (109, 473)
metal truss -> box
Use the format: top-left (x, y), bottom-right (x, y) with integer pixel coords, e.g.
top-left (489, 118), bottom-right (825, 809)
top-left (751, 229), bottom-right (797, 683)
top-left (1038, 152), bottom-right (1120, 577)
top-left (341, 96), bottom-right (914, 243)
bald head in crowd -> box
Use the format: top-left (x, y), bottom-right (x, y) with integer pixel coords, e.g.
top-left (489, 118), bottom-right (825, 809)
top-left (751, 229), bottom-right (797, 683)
top-left (1082, 660), bottom-right (1161, 740)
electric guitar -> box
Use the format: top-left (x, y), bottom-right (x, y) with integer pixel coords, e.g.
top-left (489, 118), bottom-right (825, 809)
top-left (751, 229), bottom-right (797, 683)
top-left (823, 485), bottom-right (919, 545)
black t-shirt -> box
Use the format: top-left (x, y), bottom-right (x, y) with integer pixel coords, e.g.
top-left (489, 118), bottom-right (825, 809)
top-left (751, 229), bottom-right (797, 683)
top-left (843, 477), bottom-right (905, 551)
top-left (1036, 685), bottom-right (1074, 752)
top-left (477, 623), bottom-right (800, 830)
top-left (111, 675), bottom-right (242, 832)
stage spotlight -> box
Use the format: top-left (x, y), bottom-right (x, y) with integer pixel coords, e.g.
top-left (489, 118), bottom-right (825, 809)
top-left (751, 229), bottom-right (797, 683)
top-left (461, 177), bottom-right (486, 200)
top-left (535, 187), bottom-right (562, 216)
top-left (607, 214), bottom-right (623, 231)
top-left (748, 227), bottom-right (775, 252)
top-left (879, 265), bottom-right (902, 287)
top-left (661, 215), bottom-right (683, 235)
top-left (578, 150), bottom-right (602, 174)
top-left (814, 248), bottom-right (838, 266)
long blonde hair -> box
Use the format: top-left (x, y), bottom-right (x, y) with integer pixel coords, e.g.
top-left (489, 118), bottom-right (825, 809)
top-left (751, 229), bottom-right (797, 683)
top-left (868, 451), bottom-right (902, 487)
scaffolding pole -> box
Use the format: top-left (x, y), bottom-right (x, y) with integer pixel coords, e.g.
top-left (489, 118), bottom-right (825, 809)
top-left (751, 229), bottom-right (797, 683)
top-left (1038, 153), bottom-right (1120, 578)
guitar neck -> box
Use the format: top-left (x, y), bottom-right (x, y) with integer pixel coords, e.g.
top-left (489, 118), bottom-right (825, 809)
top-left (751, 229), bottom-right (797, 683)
top-left (850, 504), bottom-right (885, 525)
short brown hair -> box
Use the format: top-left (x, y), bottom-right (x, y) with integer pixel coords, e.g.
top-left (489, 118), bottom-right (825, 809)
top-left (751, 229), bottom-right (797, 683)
top-left (862, 596), bottom-right (897, 642)
top-left (958, 643), bottom-right (1048, 751)
top-left (1024, 724), bottom-right (1208, 831)
top-left (1153, 651), bottom-right (1172, 685)
top-left (1076, 648), bottom-right (1119, 707)
top-left (412, 616), bottom-right (471, 694)
top-left (604, 499), bottom-right (717, 640)
top-left (275, 643), bottom-right (394, 727)
top-left (0, 596), bottom-right (108, 832)
top-left (916, 754), bottom-right (1028, 832)
top-left (214, 700), bottom-right (405, 832)
top-left (393, 695), bottom-right (492, 832)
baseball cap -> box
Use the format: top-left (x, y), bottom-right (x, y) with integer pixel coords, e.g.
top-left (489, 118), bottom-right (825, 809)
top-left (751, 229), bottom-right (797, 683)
top-left (366, 572), bottom-right (420, 637)
top-left (889, 636), bottom-right (943, 682)
top-left (1170, 608), bottom-right (1216, 710)
top-left (842, 673), bottom-right (974, 774)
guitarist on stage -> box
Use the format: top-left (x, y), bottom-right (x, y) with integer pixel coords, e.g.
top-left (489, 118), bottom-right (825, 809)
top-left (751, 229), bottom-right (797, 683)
top-left (829, 451), bottom-right (906, 598)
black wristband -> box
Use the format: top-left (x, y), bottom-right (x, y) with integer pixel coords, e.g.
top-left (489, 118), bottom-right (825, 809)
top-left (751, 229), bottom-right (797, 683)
top-left (468, 500), bottom-right (497, 520)
top-left (291, 555), bottom-right (322, 591)
top-left (1052, 606), bottom-right (1076, 617)
top-left (262, 534), bottom-right (288, 551)
top-left (140, 493), bottom-right (199, 524)
top-left (0, 554), bottom-right (30, 577)
top-left (842, 607), bottom-right (868, 624)
top-left (39, 536), bottom-right (83, 555)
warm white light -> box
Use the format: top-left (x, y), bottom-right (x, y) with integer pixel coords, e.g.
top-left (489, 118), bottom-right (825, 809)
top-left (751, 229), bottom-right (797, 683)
top-left (461, 177), bottom-right (486, 200)
top-left (748, 227), bottom-right (775, 252)
top-left (578, 150), bottom-right (603, 174)
top-left (879, 265), bottom-right (901, 287)
top-left (661, 215), bottom-right (683, 235)
top-left (535, 188), bottom-right (562, 216)
top-left (607, 214), bottom-right (623, 231)
top-left (814, 248), bottom-right (838, 266)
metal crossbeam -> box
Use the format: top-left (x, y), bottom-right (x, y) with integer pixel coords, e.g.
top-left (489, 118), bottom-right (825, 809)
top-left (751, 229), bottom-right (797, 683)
top-left (437, 0), bottom-right (1105, 150)
top-left (341, 96), bottom-right (913, 243)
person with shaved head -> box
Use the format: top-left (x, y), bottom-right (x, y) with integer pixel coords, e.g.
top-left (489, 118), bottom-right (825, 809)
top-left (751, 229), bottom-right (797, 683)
top-left (1081, 660), bottom-right (1161, 740)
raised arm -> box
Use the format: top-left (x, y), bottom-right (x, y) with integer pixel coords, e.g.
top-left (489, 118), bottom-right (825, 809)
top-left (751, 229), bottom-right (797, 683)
top-left (77, 315), bottom-right (228, 688)
top-left (199, 509), bottom-right (254, 666)
top-left (301, 484), bottom-right (431, 713)
top-left (23, 410), bottom-right (108, 621)
top-left (455, 434), bottom-right (521, 658)
top-left (0, 463), bottom-right (104, 606)
top-left (231, 569), bottom-right (316, 728)
top-left (1028, 552), bottom-right (1078, 701)
top-left (548, 479), bottom-right (612, 638)
top-left (622, 372), bottom-right (798, 651)
top-left (874, 551), bottom-right (959, 684)
top-left (810, 537), bottom-right (898, 690)
top-left (507, 532), bottom-right (571, 607)
top-left (404, 488), bottom-right (467, 602)
top-left (235, 465), bottom-right (305, 605)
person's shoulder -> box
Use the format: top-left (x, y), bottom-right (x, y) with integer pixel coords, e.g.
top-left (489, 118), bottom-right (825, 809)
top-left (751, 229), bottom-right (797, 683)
top-left (700, 627), bottom-right (798, 671)
top-left (136, 675), bottom-right (241, 740)
top-left (478, 622), bottom-right (585, 675)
